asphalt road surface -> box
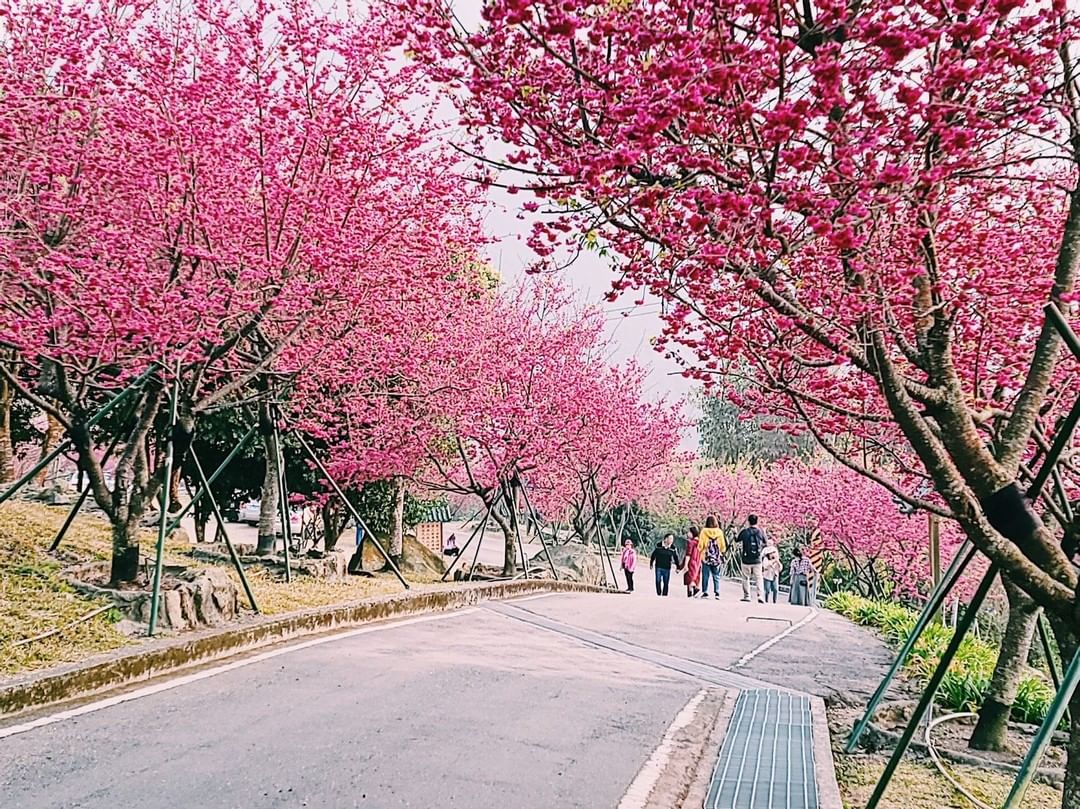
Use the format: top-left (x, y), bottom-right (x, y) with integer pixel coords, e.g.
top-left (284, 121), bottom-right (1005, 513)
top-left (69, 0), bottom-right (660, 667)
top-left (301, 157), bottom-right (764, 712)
top-left (0, 587), bottom-right (892, 809)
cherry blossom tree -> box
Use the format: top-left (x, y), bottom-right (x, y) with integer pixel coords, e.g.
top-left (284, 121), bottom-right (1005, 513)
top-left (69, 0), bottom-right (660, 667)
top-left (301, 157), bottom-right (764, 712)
top-left (0, 0), bottom-right (477, 581)
top-left (407, 0), bottom-right (1080, 764)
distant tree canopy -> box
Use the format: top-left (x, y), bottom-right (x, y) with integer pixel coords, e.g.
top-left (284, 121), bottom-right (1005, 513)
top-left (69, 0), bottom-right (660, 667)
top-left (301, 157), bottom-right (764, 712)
top-left (697, 384), bottom-right (813, 466)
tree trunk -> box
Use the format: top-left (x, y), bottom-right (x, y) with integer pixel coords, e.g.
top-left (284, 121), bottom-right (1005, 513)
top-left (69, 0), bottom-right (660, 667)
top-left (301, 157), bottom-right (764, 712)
top-left (970, 576), bottom-right (1040, 751)
top-left (389, 477), bottom-right (405, 566)
top-left (490, 502), bottom-right (517, 576)
top-left (0, 372), bottom-right (14, 484)
top-left (323, 502), bottom-right (342, 552)
top-left (35, 411), bottom-right (61, 487)
top-left (255, 423), bottom-right (279, 556)
top-left (108, 465), bottom-right (152, 585)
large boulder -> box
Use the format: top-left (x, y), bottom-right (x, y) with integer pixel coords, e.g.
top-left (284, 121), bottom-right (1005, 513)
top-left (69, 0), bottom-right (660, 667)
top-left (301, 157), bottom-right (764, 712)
top-left (530, 542), bottom-right (604, 586)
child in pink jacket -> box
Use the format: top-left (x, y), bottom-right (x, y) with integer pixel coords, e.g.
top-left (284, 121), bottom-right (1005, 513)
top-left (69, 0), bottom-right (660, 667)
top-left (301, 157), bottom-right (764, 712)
top-left (620, 538), bottom-right (637, 592)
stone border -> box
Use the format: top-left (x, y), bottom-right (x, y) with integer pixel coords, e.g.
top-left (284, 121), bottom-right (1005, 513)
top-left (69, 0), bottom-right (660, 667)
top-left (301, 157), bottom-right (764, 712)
top-left (811, 696), bottom-right (845, 809)
top-left (0, 579), bottom-right (606, 718)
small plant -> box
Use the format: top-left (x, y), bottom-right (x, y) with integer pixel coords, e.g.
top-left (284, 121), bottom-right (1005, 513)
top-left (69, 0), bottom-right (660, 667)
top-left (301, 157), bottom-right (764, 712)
top-left (1013, 676), bottom-right (1056, 726)
top-left (826, 591), bottom-right (1060, 728)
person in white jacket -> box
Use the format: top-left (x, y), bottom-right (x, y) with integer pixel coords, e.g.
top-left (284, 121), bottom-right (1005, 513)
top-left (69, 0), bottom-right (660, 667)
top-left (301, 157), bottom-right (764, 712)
top-left (761, 544), bottom-right (781, 603)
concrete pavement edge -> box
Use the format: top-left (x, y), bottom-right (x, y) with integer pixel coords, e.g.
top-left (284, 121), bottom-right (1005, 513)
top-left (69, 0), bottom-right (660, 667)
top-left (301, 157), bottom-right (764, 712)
top-left (0, 579), bottom-right (609, 719)
top-left (811, 695), bottom-right (845, 809)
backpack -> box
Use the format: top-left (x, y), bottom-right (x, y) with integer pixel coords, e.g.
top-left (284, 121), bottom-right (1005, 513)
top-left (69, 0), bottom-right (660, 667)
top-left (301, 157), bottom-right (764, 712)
top-left (704, 538), bottom-right (722, 566)
top-left (739, 527), bottom-right (764, 564)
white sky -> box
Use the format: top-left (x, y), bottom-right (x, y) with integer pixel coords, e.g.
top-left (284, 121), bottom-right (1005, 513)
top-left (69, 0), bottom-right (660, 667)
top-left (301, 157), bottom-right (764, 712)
top-left (432, 1), bottom-right (700, 447)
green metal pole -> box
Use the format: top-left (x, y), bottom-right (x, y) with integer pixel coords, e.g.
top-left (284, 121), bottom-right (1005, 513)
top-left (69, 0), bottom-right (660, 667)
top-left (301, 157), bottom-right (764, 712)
top-left (1002, 640), bottom-right (1080, 809)
top-left (467, 497), bottom-right (494, 581)
top-left (865, 564), bottom-right (997, 809)
top-left (165, 423), bottom-right (257, 535)
top-left (845, 541), bottom-right (977, 753)
top-left (274, 425), bottom-right (292, 583)
top-left (441, 495), bottom-right (496, 581)
top-left (1037, 614), bottom-right (1069, 723)
top-left (147, 375), bottom-right (180, 637)
top-left (0, 365), bottom-right (157, 505)
top-left (518, 479), bottom-right (559, 581)
top-left (190, 449), bottom-right (259, 614)
top-left (506, 482), bottom-right (531, 579)
top-left (290, 430), bottom-right (409, 590)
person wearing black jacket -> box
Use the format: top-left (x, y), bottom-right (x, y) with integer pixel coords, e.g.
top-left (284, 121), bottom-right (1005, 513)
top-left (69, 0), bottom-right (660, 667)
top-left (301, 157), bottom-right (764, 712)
top-left (650, 533), bottom-right (682, 596)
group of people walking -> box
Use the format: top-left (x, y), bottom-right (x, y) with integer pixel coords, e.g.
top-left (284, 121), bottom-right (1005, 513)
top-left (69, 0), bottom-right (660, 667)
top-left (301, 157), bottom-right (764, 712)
top-left (619, 514), bottom-right (817, 606)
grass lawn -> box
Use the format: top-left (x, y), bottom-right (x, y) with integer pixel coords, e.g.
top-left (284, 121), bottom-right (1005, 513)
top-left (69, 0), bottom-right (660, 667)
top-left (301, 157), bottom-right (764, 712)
top-left (835, 752), bottom-right (1061, 809)
top-left (0, 501), bottom-right (448, 676)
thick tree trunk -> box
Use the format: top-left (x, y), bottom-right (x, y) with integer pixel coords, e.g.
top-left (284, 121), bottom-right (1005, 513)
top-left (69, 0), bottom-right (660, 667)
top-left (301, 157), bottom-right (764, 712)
top-left (323, 503), bottom-right (342, 552)
top-left (490, 505), bottom-right (517, 576)
top-left (255, 424), bottom-right (279, 556)
top-left (0, 373), bottom-right (14, 484)
top-left (389, 477), bottom-right (405, 566)
top-left (970, 576), bottom-right (1040, 751)
top-left (35, 411), bottom-right (61, 487)
top-left (108, 469), bottom-right (152, 585)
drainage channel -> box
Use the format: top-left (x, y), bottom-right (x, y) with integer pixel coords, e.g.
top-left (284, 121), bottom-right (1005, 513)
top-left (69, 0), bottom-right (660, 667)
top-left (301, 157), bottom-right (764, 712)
top-left (706, 689), bottom-right (818, 809)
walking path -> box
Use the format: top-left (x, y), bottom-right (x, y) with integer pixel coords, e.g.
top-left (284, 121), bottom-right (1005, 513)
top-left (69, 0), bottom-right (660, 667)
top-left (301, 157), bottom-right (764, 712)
top-left (0, 586), bottom-right (894, 808)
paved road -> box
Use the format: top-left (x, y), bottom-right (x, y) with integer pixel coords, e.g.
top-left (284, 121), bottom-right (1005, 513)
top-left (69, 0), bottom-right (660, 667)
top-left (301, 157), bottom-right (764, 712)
top-left (0, 587), bottom-right (892, 809)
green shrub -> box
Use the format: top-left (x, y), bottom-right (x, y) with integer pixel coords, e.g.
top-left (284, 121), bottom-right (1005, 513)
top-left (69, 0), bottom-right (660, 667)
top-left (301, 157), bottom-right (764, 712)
top-left (1013, 676), bottom-right (1055, 726)
top-left (826, 592), bottom-right (1061, 728)
top-left (938, 668), bottom-right (991, 712)
top-left (824, 591), bottom-right (863, 617)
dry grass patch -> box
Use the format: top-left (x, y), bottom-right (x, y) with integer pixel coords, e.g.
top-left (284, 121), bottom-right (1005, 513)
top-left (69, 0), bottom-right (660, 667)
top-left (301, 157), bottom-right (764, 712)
top-left (236, 566), bottom-right (446, 615)
top-left (0, 502), bottom-right (133, 675)
top-left (834, 753), bottom-right (1061, 809)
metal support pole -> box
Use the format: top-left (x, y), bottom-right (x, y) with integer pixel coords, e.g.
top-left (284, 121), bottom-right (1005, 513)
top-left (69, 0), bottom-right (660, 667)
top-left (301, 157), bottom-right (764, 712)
top-left (846, 541), bottom-right (978, 752)
top-left (507, 483), bottom-right (530, 580)
top-left (1046, 301), bottom-right (1080, 359)
top-left (289, 430), bottom-right (409, 590)
top-left (467, 508), bottom-right (488, 580)
top-left (519, 480), bottom-right (559, 581)
top-left (148, 375), bottom-right (180, 637)
top-left (442, 495), bottom-right (497, 581)
top-left (49, 486), bottom-right (92, 553)
top-left (0, 365), bottom-right (157, 505)
top-left (1037, 614), bottom-right (1068, 723)
top-left (165, 423), bottom-right (258, 535)
top-left (865, 564), bottom-right (998, 809)
top-left (190, 449), bottom-right (259, 613)
top-left (1002, 641), bottom-right (1080, 809)
top-left (273, 424), bottom-right (293, 583)
top-left (592, 509), bottom-right (619, 588)
top-left (1028, 394), bottom-right (1080, 500)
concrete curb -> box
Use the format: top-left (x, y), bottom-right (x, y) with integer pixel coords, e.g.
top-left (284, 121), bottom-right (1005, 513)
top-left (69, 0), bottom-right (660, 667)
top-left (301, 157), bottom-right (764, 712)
top-left (0, 579), bottom-right (607, 718)
top-left (811, 696), bottom-right (845, 809)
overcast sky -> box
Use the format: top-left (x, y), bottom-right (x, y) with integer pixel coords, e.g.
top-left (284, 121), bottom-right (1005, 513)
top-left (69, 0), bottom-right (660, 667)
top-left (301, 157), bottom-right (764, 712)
top-left (431, 1), bottom-right (700, 447)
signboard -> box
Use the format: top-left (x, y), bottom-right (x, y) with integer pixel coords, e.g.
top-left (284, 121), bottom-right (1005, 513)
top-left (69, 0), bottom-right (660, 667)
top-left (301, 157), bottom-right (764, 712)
top-left (415, 522), bottom-right (444, 555)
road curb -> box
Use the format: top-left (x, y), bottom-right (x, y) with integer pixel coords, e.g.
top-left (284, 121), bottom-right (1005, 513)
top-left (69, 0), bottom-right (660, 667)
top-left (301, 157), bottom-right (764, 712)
top-left (811, 695), bottom-right (845, 809)
top-left (0, 579), bottom-right (607, 718)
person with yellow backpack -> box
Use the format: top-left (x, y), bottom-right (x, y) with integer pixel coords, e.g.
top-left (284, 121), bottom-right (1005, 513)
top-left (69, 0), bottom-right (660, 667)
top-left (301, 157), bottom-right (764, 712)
top-left (698, 515), bottom-right (726, 599)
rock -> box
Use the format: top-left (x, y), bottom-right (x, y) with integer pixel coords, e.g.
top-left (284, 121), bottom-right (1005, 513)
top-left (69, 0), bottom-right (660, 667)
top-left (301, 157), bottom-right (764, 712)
top-left (163, 590), bottom-right (186, 630)
top-left (530, 542), bottom-right (604, 586)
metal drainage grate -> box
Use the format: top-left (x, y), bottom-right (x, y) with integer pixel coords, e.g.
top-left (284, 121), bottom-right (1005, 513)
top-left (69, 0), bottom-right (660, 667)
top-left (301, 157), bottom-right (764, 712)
top-left (706, 689), bottom-right (818, 809)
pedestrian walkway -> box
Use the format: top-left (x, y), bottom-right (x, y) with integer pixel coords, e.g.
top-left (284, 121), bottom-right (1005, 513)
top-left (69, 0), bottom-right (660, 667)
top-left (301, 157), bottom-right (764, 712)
top-left (706, 689), bottom-right (818, 809)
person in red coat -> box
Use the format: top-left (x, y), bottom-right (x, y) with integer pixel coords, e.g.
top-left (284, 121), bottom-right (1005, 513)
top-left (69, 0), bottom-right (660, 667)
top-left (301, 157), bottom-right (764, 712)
top-left (683, 526), bottom-right (702, 597)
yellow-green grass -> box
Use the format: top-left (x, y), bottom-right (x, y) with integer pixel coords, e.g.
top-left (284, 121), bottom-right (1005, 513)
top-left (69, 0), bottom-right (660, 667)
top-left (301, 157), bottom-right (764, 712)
top-left (0, 502), bottom-right (134, 675)
top-left (1, 501), bottom-right (452, 675)
top-left (835, 753), bottom-right (1061, 809)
